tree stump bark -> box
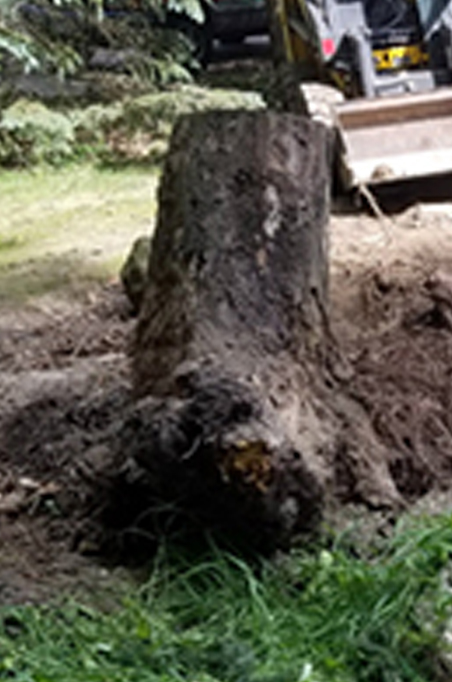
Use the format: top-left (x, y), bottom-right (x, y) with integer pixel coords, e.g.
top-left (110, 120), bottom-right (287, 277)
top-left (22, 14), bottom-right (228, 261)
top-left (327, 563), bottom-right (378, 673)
top-left (123, 110), bottom-right (400, 551)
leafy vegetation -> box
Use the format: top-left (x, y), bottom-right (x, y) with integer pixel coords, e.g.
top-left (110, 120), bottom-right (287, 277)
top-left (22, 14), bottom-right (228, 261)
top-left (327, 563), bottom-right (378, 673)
top-left (1, 513), bottom-right (452, 682)
top-left (0, 87), bottom-right (263, 167)
top-left (0, 98), bottom-right (75, 165)
top-left (0, 0), bottom-right (204, 84)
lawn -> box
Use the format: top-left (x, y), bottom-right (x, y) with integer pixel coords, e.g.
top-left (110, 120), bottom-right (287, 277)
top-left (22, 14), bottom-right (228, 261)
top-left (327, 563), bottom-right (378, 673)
top-left (0, 164), bottom-right (158, 303)
top-left (1, 514), bottom-right (452, 682)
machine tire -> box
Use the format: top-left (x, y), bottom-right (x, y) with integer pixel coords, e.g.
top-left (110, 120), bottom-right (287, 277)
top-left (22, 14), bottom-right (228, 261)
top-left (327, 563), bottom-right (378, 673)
top-left (219, 35), bottom-right (245, 45)
top-left (166, 12), bottom-right (212, 67)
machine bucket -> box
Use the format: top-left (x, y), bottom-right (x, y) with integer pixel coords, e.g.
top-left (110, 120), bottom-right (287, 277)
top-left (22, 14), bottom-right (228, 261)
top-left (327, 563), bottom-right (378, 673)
top-left (335, 87), bottom-right (452, 187)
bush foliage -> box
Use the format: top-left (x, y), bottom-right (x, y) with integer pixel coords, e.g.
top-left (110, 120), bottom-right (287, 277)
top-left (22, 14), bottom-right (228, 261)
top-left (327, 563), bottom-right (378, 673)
top-left (0, 87), bottom-right (264, 167)
top-left (0, 98), bottom-right (75, 165)
top-left (0, 0), bottom-right (204, 83)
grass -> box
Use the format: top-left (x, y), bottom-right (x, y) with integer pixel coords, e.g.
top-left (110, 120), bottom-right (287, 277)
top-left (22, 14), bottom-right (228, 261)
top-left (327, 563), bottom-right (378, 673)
top-left (1, 513), bottom-right (452, 682)
top-left (0, 164), bottom-right (158, 303)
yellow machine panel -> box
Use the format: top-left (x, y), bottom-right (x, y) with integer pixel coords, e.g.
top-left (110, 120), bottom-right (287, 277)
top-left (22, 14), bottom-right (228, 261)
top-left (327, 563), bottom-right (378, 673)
top-left (373, 44), bottom-right (428, 72)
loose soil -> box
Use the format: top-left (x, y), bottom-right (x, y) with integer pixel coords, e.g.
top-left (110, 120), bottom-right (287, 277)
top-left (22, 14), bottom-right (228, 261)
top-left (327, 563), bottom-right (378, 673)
top-left (3, 181), bottom-right (452, 603)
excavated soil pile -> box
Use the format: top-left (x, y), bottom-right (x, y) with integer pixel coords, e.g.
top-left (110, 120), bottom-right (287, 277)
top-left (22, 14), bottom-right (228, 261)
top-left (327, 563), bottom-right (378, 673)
top-left (330, 209), bottom-right (452, 504)
top-left (355, 314), bottom-right (452, 500)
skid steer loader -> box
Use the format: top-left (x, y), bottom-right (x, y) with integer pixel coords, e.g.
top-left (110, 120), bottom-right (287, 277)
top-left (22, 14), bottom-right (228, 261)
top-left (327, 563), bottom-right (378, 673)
top-left (268, 0), bottom-right (452, 187)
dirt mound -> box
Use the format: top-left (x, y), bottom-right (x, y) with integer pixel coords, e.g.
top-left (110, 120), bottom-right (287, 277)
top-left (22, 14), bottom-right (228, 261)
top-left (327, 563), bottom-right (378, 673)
top-left (355, 319), bottom-right (452, 498)
top-left (334, 265), bottom-right (452, 501)
top-left (330, 206), bottom-right (452, 504)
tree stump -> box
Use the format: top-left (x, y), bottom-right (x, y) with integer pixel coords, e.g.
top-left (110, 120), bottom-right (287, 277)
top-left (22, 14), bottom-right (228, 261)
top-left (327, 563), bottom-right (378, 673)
top-left (123, 110), bottom-right (400, 551)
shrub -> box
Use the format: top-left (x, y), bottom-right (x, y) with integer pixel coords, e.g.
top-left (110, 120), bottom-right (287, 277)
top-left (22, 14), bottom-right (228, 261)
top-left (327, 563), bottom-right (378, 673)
top-left (0, 86), bottom-right (264, 168)
top-left (0, 98), bottom-right (75, 166)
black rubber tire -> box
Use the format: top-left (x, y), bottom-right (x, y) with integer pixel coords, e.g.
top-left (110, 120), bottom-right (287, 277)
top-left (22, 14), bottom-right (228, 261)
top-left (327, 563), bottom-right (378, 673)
top-left (218, 35), bottom-right (245, 46)
top-left (166, 12), bottom-right (212, 67)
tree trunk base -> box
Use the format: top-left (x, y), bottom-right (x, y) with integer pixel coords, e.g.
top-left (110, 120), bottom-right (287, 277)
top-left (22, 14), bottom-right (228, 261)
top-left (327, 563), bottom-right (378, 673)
top-left (123, 111), bottom-right (400, 551)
